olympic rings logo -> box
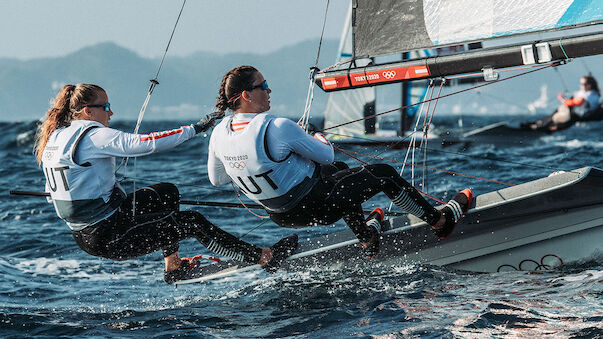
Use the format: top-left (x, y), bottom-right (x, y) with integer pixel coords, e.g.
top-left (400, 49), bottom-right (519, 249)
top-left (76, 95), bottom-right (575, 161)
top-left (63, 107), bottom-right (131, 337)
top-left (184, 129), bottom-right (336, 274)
top-left (229, 161), bottom-right (246, 170)
top-left (382, 70), bottom-right (396, 79)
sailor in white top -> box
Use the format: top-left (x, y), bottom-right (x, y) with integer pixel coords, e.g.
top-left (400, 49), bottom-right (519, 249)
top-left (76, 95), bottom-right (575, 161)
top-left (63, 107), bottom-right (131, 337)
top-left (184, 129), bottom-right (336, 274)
top-left (35, 84), bottom-right (296, 284)
top-left (208, 66), bottom-right (473, 257)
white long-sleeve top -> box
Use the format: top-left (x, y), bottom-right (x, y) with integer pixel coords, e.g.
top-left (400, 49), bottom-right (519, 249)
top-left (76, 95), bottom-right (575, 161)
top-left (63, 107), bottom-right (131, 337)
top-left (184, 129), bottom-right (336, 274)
top-left (75, 122), bottom-right (196, 162)
top-left (208, 113), bottom-right (334, 187)
top-left (42, 119), bottom-right (197, 229)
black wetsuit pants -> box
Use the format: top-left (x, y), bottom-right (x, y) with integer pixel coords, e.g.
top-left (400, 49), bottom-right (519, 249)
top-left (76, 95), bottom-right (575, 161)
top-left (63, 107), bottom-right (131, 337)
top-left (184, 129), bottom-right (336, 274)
top-left (72, 183), bottom-right (262, 263)
top-left (269, 163), bottom-right (441, 242)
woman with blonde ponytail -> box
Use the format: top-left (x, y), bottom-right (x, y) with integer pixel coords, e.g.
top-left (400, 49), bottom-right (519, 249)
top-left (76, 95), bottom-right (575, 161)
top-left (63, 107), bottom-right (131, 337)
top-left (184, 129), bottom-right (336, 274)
top-left (36, 84), bottom-right (296, 284)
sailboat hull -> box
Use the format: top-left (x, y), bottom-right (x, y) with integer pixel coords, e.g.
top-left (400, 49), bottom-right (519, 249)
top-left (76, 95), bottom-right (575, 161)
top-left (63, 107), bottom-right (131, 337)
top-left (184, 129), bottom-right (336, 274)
top-left (176, 167), bottom-right (602, 284)
top-left (288, 166), bottom-right (602, 273)
top-left (461, 121), bottom-right (547, 146)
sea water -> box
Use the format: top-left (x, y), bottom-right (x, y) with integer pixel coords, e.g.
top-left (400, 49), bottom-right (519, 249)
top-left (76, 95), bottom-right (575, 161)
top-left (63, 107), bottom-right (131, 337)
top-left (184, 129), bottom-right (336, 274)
top-left (1, 116), bottom-right (601, 338)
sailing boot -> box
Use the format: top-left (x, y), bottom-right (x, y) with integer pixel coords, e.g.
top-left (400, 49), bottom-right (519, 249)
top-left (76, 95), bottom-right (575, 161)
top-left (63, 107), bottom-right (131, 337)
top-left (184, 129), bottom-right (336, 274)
top-left (361, 208), bottom-right (385, 258)
top-left (263, 234), bottom-right (299, 274)
top-left (433, 189), bottom-right (473, 239)
top-left (164, 257), bottom-right (205, 284)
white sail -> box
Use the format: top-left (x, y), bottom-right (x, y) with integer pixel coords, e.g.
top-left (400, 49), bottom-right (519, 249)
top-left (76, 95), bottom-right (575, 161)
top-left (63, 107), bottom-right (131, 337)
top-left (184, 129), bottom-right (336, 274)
top-left (322, 4), bottom-right (376, 140)
top-left (354, 0), bottom-right (603, 59)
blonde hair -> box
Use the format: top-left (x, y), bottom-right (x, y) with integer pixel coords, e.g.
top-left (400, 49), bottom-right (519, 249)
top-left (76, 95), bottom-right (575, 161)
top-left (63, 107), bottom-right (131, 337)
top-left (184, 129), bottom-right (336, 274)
top-left (34, 84), bottom-right (104, 164)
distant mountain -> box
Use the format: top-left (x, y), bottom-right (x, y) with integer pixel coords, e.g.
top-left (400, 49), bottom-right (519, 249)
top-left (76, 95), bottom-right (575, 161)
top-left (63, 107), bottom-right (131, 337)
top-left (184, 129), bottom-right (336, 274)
top-left (2, 40), bottom-right (602, 122)
top-left (0, 40), bottom-right (338, 121)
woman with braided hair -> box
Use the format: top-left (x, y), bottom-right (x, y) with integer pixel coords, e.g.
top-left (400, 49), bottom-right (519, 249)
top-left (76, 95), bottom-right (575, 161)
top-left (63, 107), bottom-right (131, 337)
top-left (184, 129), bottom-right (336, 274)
top-left (35, 83), bottom-right (297, 284)
top-left (208, 66), bottom-right (473, 257)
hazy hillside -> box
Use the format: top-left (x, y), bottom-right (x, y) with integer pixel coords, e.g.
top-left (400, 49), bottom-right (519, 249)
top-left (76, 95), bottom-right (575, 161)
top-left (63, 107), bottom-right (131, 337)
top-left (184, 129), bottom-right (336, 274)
top-left (0, 40), bottom-right (337, 121)
top-left (1, 40), bottom-right (603, 122)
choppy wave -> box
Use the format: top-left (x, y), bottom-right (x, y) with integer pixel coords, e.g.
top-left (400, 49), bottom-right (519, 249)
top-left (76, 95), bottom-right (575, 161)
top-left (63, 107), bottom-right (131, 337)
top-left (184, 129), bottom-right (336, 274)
top-left (1, 117), bottom-right (601, 338)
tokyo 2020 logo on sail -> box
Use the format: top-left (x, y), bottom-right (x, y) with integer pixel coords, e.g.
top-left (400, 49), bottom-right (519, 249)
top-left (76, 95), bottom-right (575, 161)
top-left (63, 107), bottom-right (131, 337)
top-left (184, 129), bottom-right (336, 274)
top-left (382, 70), bottom-right (396, 79)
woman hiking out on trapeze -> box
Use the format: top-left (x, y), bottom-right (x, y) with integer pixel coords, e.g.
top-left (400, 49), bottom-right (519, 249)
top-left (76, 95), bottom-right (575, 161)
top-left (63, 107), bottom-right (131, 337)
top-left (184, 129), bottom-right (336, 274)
top-left (35, 84), bottom-right (297, 284)
top-left (207, 65), bottom-right (473, 257)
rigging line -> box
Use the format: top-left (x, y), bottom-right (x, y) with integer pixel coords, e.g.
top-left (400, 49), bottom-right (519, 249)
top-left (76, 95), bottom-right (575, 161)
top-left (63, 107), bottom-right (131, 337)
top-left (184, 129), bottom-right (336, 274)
top-left (333, 146), bottom-right (446, 204)
top-left (119, 175), bottom-right (235, 193)
top-left (404, 80), bottom-right (433, 190)
top-left (320, 58), bottom-right (353, 72)
top-left (231, 182), bottom-right (270, 219)
top-left (332, 146), bottom-right (369, 165)
top-left (473, 90), bottom-right (533, 110)
top-left (319, 62), bottom-right (560, 133)
top-left (313, 0), bottom-right (330, 67)
top-left (412, 79), bottom-right (436, 185)
top-left (422, 147), bottom-right (583, 174)
top-left (558, 38), bottom-right (572, 63)
top-left (422, 79), bottom-right (445, 192)
top-left (392, 80), bottom-right (433, 214)
top-left (426, 79), bottom-right (445, 130)
top-left (420, 79), bottom-right (445, 191)
top-left (446, 63), bottom-right (555, 80)
top-left (122, 0), bottom-right (187, 216)
top-left (324, 130), bottom-right (417, 142)
top-left (299, 0), bottom-right (331, 131)
top-left (240, 219), bottom-right (271, 240)
top-left (334, 149), bottom-right (516, 186)
top-left (553, 67), bottom-right (570, 94)
top-left (323, 130), bottom-right (579, 175)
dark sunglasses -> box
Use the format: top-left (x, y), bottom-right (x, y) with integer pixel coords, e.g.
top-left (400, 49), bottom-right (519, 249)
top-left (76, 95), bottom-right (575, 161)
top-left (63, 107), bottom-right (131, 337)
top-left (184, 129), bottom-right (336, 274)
top-left (86, 103), bottom-right (111, 112)
top-left (250, 80), bottom-right (269, 91)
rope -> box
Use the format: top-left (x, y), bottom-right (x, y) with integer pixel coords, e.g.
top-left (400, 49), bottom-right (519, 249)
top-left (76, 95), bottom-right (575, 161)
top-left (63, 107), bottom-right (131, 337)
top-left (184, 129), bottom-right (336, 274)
top-left (326, 65), bottom-right (565, 206)
top-left (332, 146), bottom-right (368, 165)
top-left (319, 62), bottom-right (560, 133)
top-left (313, 0), bottom-right (330, 67)
top-left (336, 149), bottom-right (516, 186)
top-left (298, 0), bottom-right (330, 131)
top-left (558, 38), bottom-right (572, 62)
top-left (121, 0), bottom-right (187, 215)
top-left (231, 183), bottom-right (270, 219)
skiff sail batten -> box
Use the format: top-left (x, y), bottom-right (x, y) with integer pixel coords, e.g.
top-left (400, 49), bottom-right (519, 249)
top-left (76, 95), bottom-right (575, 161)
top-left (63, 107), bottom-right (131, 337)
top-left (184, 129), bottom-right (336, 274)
top-left (354, 0), bottom-right (603, 59)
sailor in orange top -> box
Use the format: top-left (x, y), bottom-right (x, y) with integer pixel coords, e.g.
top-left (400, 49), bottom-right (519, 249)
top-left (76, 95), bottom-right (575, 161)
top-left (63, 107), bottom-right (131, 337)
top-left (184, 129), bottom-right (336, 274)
top-left (35, 84), bottom-right (296, 284)
top-left (524, 75), bottom-right (601, 132)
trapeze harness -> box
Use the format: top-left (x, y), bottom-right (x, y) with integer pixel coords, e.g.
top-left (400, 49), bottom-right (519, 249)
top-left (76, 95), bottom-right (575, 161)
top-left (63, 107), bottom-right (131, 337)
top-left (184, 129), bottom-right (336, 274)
top-left (208, 113), bottom-right (441, 243)
top-left (42, 119), bottom-right (263, 262)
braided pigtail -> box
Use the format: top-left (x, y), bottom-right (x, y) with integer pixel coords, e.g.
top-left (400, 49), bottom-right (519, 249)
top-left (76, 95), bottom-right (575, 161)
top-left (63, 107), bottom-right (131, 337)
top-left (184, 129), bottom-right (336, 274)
top-left (215, 65), bottom-right (258, 113)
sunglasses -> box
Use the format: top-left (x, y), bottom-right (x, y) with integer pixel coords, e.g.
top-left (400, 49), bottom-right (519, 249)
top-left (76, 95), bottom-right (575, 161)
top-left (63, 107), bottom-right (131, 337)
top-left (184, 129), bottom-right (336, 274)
top-left (250, 80), bottom-right (269, 91)
top-left (86, 103), bottom-right (111, 112)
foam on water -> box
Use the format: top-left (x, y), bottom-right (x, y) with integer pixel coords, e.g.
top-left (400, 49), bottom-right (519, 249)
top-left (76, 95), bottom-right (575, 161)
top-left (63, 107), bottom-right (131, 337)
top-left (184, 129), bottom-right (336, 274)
top-left (1, 118), bottom-right (601, 337)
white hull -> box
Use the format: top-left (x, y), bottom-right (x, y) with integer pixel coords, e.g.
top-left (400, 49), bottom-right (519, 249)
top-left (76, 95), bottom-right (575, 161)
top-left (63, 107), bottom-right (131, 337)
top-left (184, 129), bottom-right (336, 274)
top-left (289, 166), bottom-right (603, 272)
top-left (386, 203), bottom-right (602, 272)
top-left (177, 167), bottom-right (602, 284)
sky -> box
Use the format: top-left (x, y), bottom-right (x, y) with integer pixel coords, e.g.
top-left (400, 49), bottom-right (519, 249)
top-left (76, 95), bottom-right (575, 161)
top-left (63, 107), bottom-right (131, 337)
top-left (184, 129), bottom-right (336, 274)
top-left (1, 0), bottom-right (349, 60)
